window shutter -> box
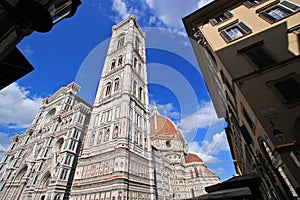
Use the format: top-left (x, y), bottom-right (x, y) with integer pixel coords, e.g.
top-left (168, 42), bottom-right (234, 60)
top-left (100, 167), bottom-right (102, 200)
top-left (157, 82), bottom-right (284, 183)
top-left (259, 12), bottom-right (276, 23)
top-left (238, 22), bottom-right (252, 34)
top-left (209, 18), bottom-right (218, 26)
top-left (220, 31), bottom-right (232, 43)
top-left (280, 1), bottom-right (300, 12)
top-left (243, 1), bottom-right (254, 8)
top-left (224, 11), bottom-right (233, 18)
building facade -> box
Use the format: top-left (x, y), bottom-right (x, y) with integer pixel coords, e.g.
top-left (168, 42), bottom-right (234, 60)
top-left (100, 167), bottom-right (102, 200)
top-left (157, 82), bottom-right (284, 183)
top-left (70, 15), bottom-right (155, 200)
top-left (150, 104), bottom-right (220, 199)
top-left (0, 15), bottom-right (220, 200)
top-left (183, 0), bottom-right (300, 199)
top-left (0, 82), bottom-right (92, 200)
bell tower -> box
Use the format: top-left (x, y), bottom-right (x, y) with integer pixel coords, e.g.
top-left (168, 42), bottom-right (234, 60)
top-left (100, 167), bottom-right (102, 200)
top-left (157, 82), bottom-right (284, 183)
top-left (71, 15), bottom-right (154, 200)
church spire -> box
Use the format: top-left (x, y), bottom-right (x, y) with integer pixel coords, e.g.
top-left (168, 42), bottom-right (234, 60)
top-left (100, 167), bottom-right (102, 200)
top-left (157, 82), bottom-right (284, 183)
top-left (152, 101), bottom-right (160, 116)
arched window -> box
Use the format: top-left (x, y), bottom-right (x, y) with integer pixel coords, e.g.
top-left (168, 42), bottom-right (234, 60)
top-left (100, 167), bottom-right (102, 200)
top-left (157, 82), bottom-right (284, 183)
top-left (134, 58), bottom-right (137, 69)
top-left (117, 37), bottom-right (124, 49)
top-left (105, 128), bottom-right (110, 142)
top-left (113, 125), bottom-right (119, 139)
top-left (89, 132), bottom-right (95, 147)
top-left (111, 60), bottom-right (116, 70)
top-left (133, 81), bottom-right (137, 96)
top-left (138, 64), bottom-right (142, 76)
top-left (97, 130), bottom-right (102, 144)
top-left (135, 36), bottom-right (140, 51)
top-left (139, 87), bottom-right (143, 101)
top-left (114, 78), bottom-right (119, 92)
top-left (105, 82), bottom-right (112, 96)
top-left (118, 55), bottom-right (123, 66)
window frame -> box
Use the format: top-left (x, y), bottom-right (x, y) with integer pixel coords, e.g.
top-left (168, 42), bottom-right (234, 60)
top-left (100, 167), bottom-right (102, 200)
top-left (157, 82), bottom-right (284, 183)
top-left (209, 11), bottom-right (233, 26)
top-left (267, 73), bottom-right (300, 107)
top-left (258, 0), bottom-right (300, 23)
top-left (220, 21), bottom-right (252, 43)
top-left (243, 0), bottom-right (267, 8)
top-left (237, 41), bottom-right (277, 69)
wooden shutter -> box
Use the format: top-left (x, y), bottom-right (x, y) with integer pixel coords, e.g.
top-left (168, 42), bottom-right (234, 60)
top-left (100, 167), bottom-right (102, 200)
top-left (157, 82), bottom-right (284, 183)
top-left (259, 11), bottom-right (276, 23)
top-left (220, 30), bottom-right (232, 43)
top-left (224, 11), bottom-right (233, 18)
top-left (243, 1), bottom-right (254, 8)
top-left (209, 18), bottom-right (218, 26)
top-left (280, 1), bottom-right (300, 12)
top-left (238, 22), bottom-right (252, 34)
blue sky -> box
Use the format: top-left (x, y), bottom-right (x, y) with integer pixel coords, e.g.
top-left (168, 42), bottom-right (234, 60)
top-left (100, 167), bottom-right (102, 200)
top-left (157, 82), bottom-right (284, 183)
top-left (0, 0), bottom-right (236, 180)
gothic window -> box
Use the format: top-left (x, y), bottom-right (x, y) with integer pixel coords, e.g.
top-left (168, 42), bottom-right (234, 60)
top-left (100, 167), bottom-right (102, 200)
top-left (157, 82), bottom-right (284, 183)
top-left (54, 138), bottom-right (64, 153)
top-left (138, 64), bottom-right (142, 76)
top-left (114, 78), bottom-right (120, 92)
top-left (97, 130), bottom-right (102, 144)
top-left (111, 60), bottom-right (116, 70)
top-left (113, 125), bottom-right (119, 139)
top-left (69, 140), bottom-right (76, 151)
top-left (64, 155), bottom-right (72, 165)
top-left (129, 125), bottom-right (132, 141)
top-left (134, 58), bottom-right (137, 69)
top-left (94, 114), bottom-right (99, 127)
top-left (63, 97), bottom-right (72, 111)
top-left (105, 128), bottom-right (110, 141)
top-left (105, 82), bottom-right (112, 96)
top-left (72, 128), bottom-right (80, 139)
top-left (118, 55), bottom-right (123, 66)
top-left (90, 132), bottom-right (95, 146)
top-left (59, 168), bottom-right (68, 180)
top-left (139, 132), bottom-right (143, 146)
top-left (135, 36), bottom-right (140, 51)
top-left (77, 114), bottom-right (84, 124)
top-left (133, 81), bottom-right (137, 96)
top-left (32, 175), bottom-right (38, 184)
top-left (117, 37), bottom-right (124, 49)
top-left (135, 131), bottom-right (138, 144)
top-left (138, 87), bottom-right (143, 101)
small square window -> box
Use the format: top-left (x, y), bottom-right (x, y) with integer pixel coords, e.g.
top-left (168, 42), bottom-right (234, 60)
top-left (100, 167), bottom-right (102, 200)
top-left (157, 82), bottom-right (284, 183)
top-left (267, 73), bottom-right (300, 106)
top-left (220, 22), bottom-right (252, 43)
top-left (243, 0), bottom-right (265, 8)
top-left (209, 11), bottom-right (233, 26)
top-left (245, 47), bottom-right (277, 69)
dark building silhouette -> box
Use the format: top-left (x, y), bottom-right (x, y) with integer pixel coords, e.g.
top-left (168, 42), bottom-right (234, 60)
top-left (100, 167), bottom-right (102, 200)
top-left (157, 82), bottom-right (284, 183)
top-left (0, 0), bottom-right (81, 90)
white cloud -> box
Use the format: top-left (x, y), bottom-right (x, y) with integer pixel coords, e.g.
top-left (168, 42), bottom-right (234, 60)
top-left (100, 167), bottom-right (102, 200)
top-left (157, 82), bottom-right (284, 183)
top-left (197, 0), bottom-right (214, 8)
top-left (145, 0), bottom-right (200, 30)
top-left (179, 101), bottom-right (218, 135)
top-left (157, 103), bottom-right (180, 120)
top-left (0, 83), bottom-right (43, 129)
top-left (18, 44), bottom-right (34, 56)
top-left (0, 132), bottom-right (12, 160)
top-left (112, 0), bottom-right (130, 20)
top-left (109, 0), bottom-right (213, 31)
top-left (188, 130), bottom-right (230, 165)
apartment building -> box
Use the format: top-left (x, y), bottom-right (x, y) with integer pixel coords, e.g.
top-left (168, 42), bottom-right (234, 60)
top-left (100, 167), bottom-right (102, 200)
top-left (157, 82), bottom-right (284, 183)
top-left (183, 0), bottom-right (300, 199)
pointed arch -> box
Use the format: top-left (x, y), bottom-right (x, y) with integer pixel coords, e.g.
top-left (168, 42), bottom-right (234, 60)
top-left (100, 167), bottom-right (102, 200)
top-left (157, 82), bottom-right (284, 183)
top-left (114, 78), bottom-right (120, 92)
top-left (105, 82), bottom-right (112, 96)
top-left (38, 171), bottom-right (51, 189)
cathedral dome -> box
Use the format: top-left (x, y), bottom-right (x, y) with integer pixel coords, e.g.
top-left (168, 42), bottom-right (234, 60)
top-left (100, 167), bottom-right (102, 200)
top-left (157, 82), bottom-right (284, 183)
top-left (150, 102), bottom-right (178, 134)
top-left (185, 153), bottom-right (203, 163)
top-left (150, 114), bottom-right (177, 134)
